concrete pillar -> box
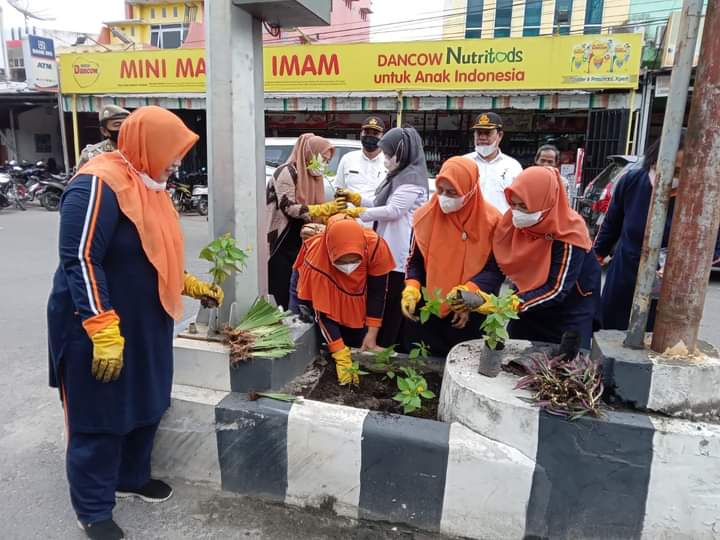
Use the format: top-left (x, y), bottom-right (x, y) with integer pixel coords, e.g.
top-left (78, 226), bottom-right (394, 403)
top-left (205, 1), bottom-right (268, 321)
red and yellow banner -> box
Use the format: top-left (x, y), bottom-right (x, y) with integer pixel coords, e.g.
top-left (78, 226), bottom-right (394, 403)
top-left (59, 33), bottom-right (642, 94)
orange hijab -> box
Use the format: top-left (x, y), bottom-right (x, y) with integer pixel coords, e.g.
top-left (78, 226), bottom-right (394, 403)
top-left (294, 215), bottom-right (395, 328)
top-left (78, 106), bottom-right (199, 320)
top-left (412, 156), bottom-right (501, 315)
top-left (493, 166), bottom-right (592, 293)
top-left (286, 133), bottom-right (334, 205)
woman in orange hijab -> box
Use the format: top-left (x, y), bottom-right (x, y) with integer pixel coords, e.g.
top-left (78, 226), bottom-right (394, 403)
top-left (267, 133), bottom-right (347, 310)
top-left (47, 107), bottom-right (222, 539)
top-left (293, 215), bottom-right (395, 384)
top-left (401, 156), bottom-right (504, 356)
top-left (493, 166), bottom-right (601, 349)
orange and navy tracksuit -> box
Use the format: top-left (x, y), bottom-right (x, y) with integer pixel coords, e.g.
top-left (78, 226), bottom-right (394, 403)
top-left (47, 174), bottom-right (173, 524)
top-left (509, 240), bottom-right (601, 349)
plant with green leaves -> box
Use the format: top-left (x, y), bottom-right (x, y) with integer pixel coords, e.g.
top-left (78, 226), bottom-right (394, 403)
top-left (343, 361), bottom-right (368, 385)
top-left (408, 341), bottom-right (430, 369)
top-left (479, 290), bottom-right (520, 350)
top-left (199, 233), bottom-right (249, 287)
top-left (372, 345), bottom-right (398, 379)
top-left (393, 367), bottom-right (436, 414)
top-left (223, 298), bottom-right (295, 364)
top-left (307, 153), bottom-right (331, 178)
top-left (419, 287), bottom-right (443, 324)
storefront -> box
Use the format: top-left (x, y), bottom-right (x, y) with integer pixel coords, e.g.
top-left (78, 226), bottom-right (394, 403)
top-left (59, 32), bottom-right (643, 180)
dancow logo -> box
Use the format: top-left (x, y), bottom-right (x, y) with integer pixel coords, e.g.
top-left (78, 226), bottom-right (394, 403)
top-left (72, 58), bottom-right (100, 88)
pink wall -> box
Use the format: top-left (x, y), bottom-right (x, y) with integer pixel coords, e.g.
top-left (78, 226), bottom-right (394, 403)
top-left (263, 0), bottom-right (373, 45)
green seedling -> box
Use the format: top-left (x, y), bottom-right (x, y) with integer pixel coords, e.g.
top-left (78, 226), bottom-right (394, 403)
top-left (393, 366), bottom-right (436, 414)
top-left (408, 341), bottom-right (430, 369)
top-left (343, 361), bottom-right (368, 386)
top-left (307, 153), bottom-right (331, 178)
top-left (419, 287), bottom-right (444, 324)
top-left (372, 345), bottom-right (398, 379)
top-left (479, 289), bottom-right (520, 350)
top-left (199, 233), bottom-right (249, 287)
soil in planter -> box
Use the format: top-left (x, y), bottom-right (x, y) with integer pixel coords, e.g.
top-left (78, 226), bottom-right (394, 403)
top-left (305, 361), bottom-right (442, 420)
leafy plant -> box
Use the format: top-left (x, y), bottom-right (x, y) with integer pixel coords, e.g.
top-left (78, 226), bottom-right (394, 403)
top-left (199, 233), bottom-right (249, 287)
top-left (515, 353), bottom-right (604, 420)
top-left (373, 345), bottom-right (398, 379)
top-left (307, 153), bottom-right (331, 178)
top-left (480, 290), bottom-right (520, 350)
top-left (419, 287), bottom-right (443, 324)
top-left (393, 367), bottom-right (436, 414)
top-left (344, 361), bottom-right (368, 386)
top-left (408, 341), bottom-right (430, 369)
top-left (223, 298), bottom-right (295, 364)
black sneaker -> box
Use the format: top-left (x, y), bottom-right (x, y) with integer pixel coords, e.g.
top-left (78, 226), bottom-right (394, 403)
top-left (116, 479), bottom-right (173, 503)
top-left (77, 518), bottom-right (125, 540)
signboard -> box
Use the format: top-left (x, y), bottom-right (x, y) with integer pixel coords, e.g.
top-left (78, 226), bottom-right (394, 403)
top-left (23, 35), bottom-right (58, 90)
top-left (59, 33), bottom-right (643, 95)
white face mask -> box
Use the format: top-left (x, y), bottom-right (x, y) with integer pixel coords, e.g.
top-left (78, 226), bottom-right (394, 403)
top-left (384, 154), bottom-right (399, 171)
top-left (476, 142), bottom-right (498, 158)
top-left (333, 261), bottom-right (361, 275)
top-left (119, 151), bottom-right (167, 191)
top-left (438, 194), bottom-right (465, 214)
top-left (512, 209), bottom-right (543, 229)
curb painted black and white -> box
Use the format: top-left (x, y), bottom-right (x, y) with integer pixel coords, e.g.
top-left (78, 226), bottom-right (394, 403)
top-left (153, 340), bottom-right (720, 540)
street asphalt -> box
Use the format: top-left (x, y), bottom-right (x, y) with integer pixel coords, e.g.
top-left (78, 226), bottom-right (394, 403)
top-left (0, 206), bottom-right (443, 540)
top-left (1, 205), bottom-right (718, 539)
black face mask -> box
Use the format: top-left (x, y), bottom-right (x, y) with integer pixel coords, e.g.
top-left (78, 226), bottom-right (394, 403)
top-left (361, 135), bottom-right (380, 151)
top-left (107, 129), bottom-right (120, 144)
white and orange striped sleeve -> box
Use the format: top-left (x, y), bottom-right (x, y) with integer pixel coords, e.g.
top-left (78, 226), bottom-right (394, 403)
top-left (518, 242), bottom-right (585, 312)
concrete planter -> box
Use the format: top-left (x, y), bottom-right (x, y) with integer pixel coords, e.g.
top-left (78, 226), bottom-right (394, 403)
top-left (440, 339), bottom-right (720, 540)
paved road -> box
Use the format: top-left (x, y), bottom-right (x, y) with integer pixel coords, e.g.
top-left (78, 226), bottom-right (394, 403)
top-left (0, 206), bottom-right (441, 540)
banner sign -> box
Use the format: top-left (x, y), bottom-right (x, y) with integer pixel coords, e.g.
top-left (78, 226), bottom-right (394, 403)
top-left (24, 35), bottom-right (58, 90)
top-left (59, 33), bottom-right (642, 95)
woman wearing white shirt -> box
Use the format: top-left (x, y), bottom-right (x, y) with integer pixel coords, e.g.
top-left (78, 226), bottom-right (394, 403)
top-left (337, 126), bottom-right (429, 348)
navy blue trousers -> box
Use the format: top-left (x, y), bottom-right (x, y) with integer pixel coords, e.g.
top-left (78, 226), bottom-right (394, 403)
top-left (66, 422), bottom-right (159, 524)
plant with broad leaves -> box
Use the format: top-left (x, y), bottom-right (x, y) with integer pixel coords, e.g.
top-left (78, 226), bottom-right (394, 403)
top-left (515, 353), bottom-right (604, 420)
top-left (419, 287), bottom-right (443, 324)
top-left (344, 361), bottom-right (368, 385)
top-left (307, 153), bottom-right (331, 178)
top-left (372, 345), bottom-right (398, 379)
top-left (199, 233), bottom-right (249, 287)
top-left (393, 366), bottom-right (436, 414)
top-left (408, 341), bottom-right (430, 369)
top-left (479, 289), bottom-right (520, 350)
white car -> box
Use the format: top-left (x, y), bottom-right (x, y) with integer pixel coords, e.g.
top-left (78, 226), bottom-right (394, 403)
top-left (265, 137), bottom-right (362, 201)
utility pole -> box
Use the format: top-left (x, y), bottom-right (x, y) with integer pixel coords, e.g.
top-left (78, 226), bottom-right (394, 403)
top-left (624, 0), bottom-right (704, 349)
top-left (651, 1), bottom-right (718, 354)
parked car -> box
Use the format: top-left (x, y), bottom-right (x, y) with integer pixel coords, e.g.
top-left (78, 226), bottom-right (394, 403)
top-left (578, 155), bottom-right (639, 239)
top-left (265, 137), bottom-right (362, 200)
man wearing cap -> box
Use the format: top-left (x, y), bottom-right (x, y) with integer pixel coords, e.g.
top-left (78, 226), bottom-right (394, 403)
top-left (78, 105), bottom-right (131, 168)
top-left (464, 112), bottom-right (522, 214)
top-left (335, 116), bottom-right (387, 226)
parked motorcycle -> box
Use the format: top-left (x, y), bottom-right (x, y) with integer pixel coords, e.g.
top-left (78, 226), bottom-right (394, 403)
top-left (38, 174), bottom-right (70, 211)
top-left (192, 184), bottom-right (208, 216)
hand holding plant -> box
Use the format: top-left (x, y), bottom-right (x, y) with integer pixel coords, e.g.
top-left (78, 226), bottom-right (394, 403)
top-left (419, 287), bottom-right (443, 324)
top-left (480, 290), bottom-right (521, 350)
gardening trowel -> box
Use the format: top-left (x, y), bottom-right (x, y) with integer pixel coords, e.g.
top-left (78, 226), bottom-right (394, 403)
top-left (452, 289), bottom-right (485, 311)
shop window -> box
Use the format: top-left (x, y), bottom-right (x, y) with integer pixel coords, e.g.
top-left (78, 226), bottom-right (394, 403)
top-left (162, 7), bottom-right (167, 18)
top-left (150, 7), bottom-right (156, 19)
top-left (150, 24), bottom-right (188, 49)
top-left (173, 6), bottom-right (178, 18)
top-left (523, 0), bottom-right (542, 36)
top-left (584, 0), bottom-right (604, 34)
top-left (554, 0), bottom-right (573, 35)
top-left (465, 0), bottom-right (483, 38)
top-left (494, 0), bottom-right (512, 37)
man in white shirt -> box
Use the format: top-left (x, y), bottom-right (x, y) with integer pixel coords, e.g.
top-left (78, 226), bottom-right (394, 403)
top-left (463, 112), bottom-right (523, 215)
top-left (335, 116), bottom-right (387, 221)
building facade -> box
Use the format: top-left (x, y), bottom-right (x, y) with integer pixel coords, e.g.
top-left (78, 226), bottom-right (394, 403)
top-left (442, 0), bottom-right (692, 41)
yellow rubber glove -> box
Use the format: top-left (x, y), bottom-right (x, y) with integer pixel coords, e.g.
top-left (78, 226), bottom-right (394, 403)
top-left (183, 272), bottom-right (224, 307)
top-left (446, 286), bottom-right (494, 315)
top-left (509, 293), bottom-right (522, 313)
top-left (335, 188), bottom-right (363, 207)
top-left (446, 285), bottom-right (472, 313)
top-left (344, 207), bottom-right (367, 219)
top-left (331, 346), bottom-right (359, 385)
top-left (90, 320), bottom-right (125, 383)
top-left (401, 285), bottom-right (422, 320)
top-left (308, 201), bottom-right (345, 219)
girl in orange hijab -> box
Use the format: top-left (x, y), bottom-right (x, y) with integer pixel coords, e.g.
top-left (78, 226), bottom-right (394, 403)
top-left (493, 166), bottom-right (601, 349)
top-left (401, 156), bottom-right (504, 356)
top-left (267, 133), bottom-right (347, 309)
top-left (293, 215), bottom-right (395, 385)
top-left (47, 106), bottom-right (222, 538)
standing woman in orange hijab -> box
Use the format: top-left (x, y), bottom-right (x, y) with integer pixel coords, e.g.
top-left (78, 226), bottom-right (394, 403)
top-left (267, 133), bottom-right (346, 309)
top-left (293, 215), bottom-right (396, 384)
top-left (47, 107), bottom-right (222, 540)
top-left (493, 166), bottom-right (601, 349)
top-left (401, 157), bottom-right (504, 356)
